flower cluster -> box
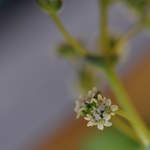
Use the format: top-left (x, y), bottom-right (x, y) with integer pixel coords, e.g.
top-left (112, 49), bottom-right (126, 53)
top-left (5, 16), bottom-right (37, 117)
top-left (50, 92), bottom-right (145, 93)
top-left (74, 87), bottom-right (118, 130)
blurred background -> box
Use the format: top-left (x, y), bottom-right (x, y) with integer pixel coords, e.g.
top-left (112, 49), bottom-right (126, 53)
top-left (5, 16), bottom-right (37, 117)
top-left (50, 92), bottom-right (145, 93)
top-left (0, 0), bottom-right (150, 150)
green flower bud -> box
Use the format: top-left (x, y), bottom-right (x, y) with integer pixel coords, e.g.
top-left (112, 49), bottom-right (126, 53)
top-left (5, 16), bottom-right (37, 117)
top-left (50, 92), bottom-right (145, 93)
top-left (57, 43), bottom-right (78, 59)
top-left (37, 0), bottom-right (62, 14)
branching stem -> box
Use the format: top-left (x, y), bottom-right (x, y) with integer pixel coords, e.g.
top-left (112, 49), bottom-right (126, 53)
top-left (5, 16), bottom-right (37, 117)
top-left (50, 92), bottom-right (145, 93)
top-left (114, 23), bottom-right (143, 54)
top-left (103, 65), bottom-right (150, 147)
top-left (113, 116), bottom-right (141, 144)
top-left (47, 4), bottom-right (150, 148)
top-left (50, 13), bottom-right (87, 56)
top-left (99, 0), bottom-right (109, 55)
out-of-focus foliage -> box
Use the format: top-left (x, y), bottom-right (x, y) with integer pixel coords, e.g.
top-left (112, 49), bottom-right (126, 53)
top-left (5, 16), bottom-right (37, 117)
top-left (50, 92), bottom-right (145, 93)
top-left (82, 128), bottom-right (142, 150)
top-left (37, 0), bottom-right (62, 13)
top-left (86, 55), bottom-right (106, 69)
top-left (78, 65), bottom-right (98, 93)
top-left (124, 0), bottom-right (147, 13)
top-left (57, 43), bottom-right (78, 59)
top-left (147, 145), bottom-right (150, 150)
top-left (108, 37), bottom-right (119, 65)
top-left (110, 0), bottom-right (150, 27)
top-left (122, 0), bottom-right (150, 26)
top-left (109, 36), bottom-right (130, 65)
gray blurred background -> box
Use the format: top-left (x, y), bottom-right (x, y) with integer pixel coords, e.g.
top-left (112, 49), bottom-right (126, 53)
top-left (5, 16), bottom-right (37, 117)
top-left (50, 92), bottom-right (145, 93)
top-left (0, 0), bottom-right (150, 150)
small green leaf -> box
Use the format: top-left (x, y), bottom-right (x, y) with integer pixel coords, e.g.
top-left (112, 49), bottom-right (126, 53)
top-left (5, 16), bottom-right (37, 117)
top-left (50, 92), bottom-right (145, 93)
top-left (57, 43), bottom-right (78, 59)
top-left (37, 0), bottom-right (62, 14)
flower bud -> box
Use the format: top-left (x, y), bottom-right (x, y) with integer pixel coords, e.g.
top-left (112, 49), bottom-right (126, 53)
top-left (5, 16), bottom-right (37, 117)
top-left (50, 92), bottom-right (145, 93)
top-left (37, 0), bottom-right (62, 14)
top-left (57, 43), bottom-right (78, 59)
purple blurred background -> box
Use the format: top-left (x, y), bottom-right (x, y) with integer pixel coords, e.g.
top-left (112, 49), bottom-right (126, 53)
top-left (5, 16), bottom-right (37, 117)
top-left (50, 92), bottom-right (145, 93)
top-left (0, 0), bottom-right (150, 149)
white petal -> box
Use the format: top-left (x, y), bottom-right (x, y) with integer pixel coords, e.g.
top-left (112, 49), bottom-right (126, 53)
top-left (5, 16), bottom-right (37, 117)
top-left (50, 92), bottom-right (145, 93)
top-left (98, 104), bottom-right (105, 112)
top-left (103, 112), bottom-right (111, 121)
top-left (76, 113), bottom-right (80, 119)
top-left (104, 121), bottom-right (112, 127)
top-left (111, 105), bottom-right (118, 111)
top-left (74, 102), bottom-right (80, 112)
top-left (88, 90), bottom-right (92, 98)
top-left (93, 112), bottom-right (101, 121)
top-left (79, 95), bottom-right (84, 101)
top-left (87, 121), bottom-right (95, 127)
top-left (105, 99), bottom-right (111, 106)
top-left (111, 112), bottom-right (115, 116)
top-left (75, 101), bottom-right (80, 106)
top-left (84, 115), bottom-right (91, 121)
top-left (75, 100), bottom-right (79, 106)
top-left (97, 123), bottom-right (104, 130)
top-left (92, 93), bottom-right (96, 98)
top-left (74, 107), bottom-right (78, 113)
top-left (91, 98), bottom-right (97, 103)
top-left (92, 87), bottom-right (97, 93)
top-left (97, 94), bottom-right (102, 101)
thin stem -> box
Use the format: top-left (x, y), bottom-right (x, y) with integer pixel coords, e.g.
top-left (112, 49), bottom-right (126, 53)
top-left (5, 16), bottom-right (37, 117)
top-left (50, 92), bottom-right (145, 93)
top-left (113, 117), bottom-right (141, 144)
top-left (103, 65), bottom-right (150, 147)
top-left (117, 110), bottom-right (130, 122)
top-left (114, 23), bottom-right (143, 54)
top-left (99, 0), bottom-right (109, 55)
top-left (49, 13), bottom-right (87, 56)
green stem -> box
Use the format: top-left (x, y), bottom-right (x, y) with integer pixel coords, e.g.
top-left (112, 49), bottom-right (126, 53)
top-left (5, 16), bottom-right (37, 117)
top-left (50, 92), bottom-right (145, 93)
top-left (117, 110), bottom-right (130, 122)
top-left (103, 65), bottom-right (150, 147)
top-left (49, 13), bottom-right (87, 56)
top-left (99, 0), bottom-right (109, 55)
top-left (113, 116), bottom-right (141, 144)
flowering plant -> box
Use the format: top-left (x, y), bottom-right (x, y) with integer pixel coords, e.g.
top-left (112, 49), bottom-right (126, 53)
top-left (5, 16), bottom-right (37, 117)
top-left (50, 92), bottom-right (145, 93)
top-left (37, 0), bottom-right (150, 149)
top-left (75, 87), bottom-right (118, 130)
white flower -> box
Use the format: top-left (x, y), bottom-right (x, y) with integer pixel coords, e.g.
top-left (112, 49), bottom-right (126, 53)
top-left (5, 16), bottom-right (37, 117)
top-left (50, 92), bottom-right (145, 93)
top-left (110, 105), bottom-right (118, 116)
top-left (97, 94), bottom-right (103, 101)
top-left (87, 90), bottom-right (92, 98)
top-left (87, 87), bottom-right (98, 99)
top-left (105, 98), bottom-right (111, 106)
top-left (93, 111), bottom-right (101, 121)
top-left (103, 112), bottom-right (111, 120)
top-left (87, 121), bottom-right (96, 127)
top-left (111, 105), bottom-right (118, 111)
top-left (91, 98), bottom-right (97, 103)
top-left (97, 119), bottom-right (112, 130)
top-left (84, 115), bottom-right (97, 127)
top-left (92, 108), bottom-right (112, 130)
top-left (74, 87), bottom-right (119, 130)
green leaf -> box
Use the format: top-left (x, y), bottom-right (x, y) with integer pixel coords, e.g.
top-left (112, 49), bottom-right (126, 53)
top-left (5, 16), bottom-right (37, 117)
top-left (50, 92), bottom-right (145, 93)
top-left (37, 0), bottom-right (62, 14)
top-left (81, 128), bottom-right (142, 150)
top-left (57, 43), bottom-right (78, 59)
